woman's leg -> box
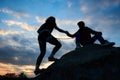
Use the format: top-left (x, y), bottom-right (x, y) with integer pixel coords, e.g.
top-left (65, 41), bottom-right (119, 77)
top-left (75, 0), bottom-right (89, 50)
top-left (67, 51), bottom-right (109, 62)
top-left (35, 42), bottom-right (46, 71)
top-left (35, 30), bottom-right (50, 69)
top-left (48, 37), bottom-right (61, 61)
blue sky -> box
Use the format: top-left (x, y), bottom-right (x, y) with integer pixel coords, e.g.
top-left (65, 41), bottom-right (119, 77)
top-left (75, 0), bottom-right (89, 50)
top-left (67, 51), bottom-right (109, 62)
top-left (0, 0), bottom-right (120, 77)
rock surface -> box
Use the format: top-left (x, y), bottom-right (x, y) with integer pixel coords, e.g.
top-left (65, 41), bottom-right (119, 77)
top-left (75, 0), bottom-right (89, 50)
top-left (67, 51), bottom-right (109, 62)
top-left (33, 44), bottom-right (120, 80)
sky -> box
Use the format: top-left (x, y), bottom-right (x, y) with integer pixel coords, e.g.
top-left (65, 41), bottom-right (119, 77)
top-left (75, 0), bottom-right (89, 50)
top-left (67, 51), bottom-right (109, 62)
top-left (0, 0), bottom-right (120, 77)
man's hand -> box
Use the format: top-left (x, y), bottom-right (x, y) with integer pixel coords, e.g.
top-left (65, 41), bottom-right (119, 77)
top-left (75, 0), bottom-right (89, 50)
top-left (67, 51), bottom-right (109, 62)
top-left (65, 31), bottom-right (74, 38)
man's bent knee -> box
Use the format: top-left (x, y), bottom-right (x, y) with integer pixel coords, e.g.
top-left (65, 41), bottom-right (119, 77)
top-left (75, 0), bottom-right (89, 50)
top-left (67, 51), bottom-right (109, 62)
top-left (95, 32), bottom-right (102, 36)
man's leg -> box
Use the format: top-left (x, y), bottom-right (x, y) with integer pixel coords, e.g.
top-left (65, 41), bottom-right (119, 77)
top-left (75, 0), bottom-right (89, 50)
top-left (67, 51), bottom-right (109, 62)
top-left (34, 42), bottom-right (46, 74)
top-left (48, 37), bottom-right (61, 61)
top-left (91, 33), bottom-right (115, 46)
top-left (90, 33), bottom-right (105, 44)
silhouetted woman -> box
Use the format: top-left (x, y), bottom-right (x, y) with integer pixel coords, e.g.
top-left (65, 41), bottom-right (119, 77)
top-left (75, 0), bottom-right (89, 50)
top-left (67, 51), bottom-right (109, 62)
top-left (34, 16), bottom-right (68, 75)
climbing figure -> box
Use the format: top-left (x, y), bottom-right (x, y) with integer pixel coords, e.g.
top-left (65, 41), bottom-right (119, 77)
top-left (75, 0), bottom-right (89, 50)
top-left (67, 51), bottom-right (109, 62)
top-left (67, 21), bottom-right (115, 48)
top-left (34, 16), bottom-right (68, 75)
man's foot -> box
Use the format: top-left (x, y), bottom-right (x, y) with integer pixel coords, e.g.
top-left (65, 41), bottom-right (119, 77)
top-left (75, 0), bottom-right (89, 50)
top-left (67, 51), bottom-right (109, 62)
top-left (34, 69), bottom-right (46, 75)
top-left (102, 40), bottom-right (115, 47)
top-left (48, 57), bottom-right (59, 61)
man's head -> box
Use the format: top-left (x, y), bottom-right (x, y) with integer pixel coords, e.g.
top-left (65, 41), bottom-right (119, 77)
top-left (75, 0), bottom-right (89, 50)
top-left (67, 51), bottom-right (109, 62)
top-left (77, 21), bottom-right (85, 28)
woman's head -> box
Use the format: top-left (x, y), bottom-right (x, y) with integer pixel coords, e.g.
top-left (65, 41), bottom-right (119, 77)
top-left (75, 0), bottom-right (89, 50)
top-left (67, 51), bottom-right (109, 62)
top-left (46, 16), bottom-right (56, 24)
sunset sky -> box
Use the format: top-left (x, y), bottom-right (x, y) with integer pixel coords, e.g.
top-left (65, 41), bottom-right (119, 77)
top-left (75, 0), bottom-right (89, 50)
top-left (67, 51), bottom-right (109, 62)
top-left (0, 0), bottom-right (120, 77)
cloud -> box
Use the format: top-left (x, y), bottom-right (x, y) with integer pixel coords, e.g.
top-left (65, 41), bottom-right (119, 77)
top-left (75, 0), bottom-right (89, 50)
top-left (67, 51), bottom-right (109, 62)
top-left (0, 62), bottom-right (35, 77)
top-left (57, 19), bottom-right (77, 26)
top-left (81, 5), bottom-right (89, 13)
top-left (0, 44), bottom-right (37, 65)
top-left (101, 0), bottom-right (120, 8)
top-left (35, 16), bottom-right (45, 24)
top-left (67, 1), bottom-right (72, 8)
top-left (41, 62), bottom-right (54, 68)
top-left (36, 16), bottom-right (77, 26)
top-left (0, 8), bottom-right (30, 18)
top-left (1, 20), bottom-right (36, 31)
top-left (0, 19), bottom-right (39, 67)
top-left (80, 0), bottom-right (120, 13)
top-left (0, 32), bottom-right (39, 65)
top-left (0, 29), bottom-right (22, 36)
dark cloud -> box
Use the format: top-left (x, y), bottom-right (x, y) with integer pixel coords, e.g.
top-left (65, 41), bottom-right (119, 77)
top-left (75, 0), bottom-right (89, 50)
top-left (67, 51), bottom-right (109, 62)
top-left (0, 33), bottom-right (73, 66)
top-left (0, 44), bottom-right (37, 65)
top-left (0, 34), bottom-right (39, 65)
top-left (11, 34), bottom-right (33, 46)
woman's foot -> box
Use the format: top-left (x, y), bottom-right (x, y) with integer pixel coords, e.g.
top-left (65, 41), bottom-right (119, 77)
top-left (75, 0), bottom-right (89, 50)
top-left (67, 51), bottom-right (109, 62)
top-left (34, 68), bottom-right (46, 75)
top-left (48, 57), bottom-right (59, 61)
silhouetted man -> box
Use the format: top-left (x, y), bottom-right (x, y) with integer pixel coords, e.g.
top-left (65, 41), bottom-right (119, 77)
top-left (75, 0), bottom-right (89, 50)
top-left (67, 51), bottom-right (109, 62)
top-left (67, 21), bottom-right (115, 48)
top-left (34, 16), bottom-right (68, 75)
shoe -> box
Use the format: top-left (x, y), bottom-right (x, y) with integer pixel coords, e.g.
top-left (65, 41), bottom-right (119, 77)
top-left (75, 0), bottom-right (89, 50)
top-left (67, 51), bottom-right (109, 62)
top-left (34, 69), bottom-right (46, 75)
top-left (34, 69), bottom-right (41, 75)
top-left (102, 40), bottom-right (115, 47)
top-left (48, 57), bottom-right (59, 61)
